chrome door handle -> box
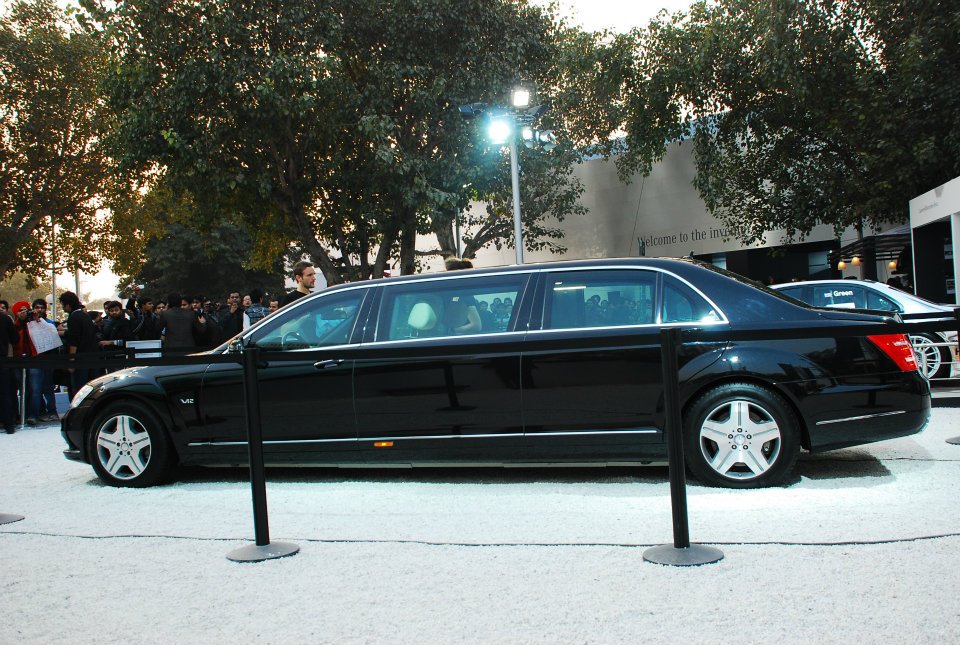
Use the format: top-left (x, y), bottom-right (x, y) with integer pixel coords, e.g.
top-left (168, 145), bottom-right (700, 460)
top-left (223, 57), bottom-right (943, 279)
top-left (314, 359), bottom-right (344, 370)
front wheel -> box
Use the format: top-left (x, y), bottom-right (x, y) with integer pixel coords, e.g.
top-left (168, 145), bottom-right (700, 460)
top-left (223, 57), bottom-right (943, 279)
top-left (87, 401), bottom-right (174, 487)
top-left (684, 383), bottom-right (800, 488)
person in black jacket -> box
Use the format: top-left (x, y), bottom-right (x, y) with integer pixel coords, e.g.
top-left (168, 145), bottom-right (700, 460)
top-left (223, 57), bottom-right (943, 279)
top-left (58, 291), bottom-right (100, 401)
top-left (133, 296), bottom-right (162, 341)
top-left (0, 300), bottom-right (19, 433)
top-left (99, 301), bottom-right (134, 349)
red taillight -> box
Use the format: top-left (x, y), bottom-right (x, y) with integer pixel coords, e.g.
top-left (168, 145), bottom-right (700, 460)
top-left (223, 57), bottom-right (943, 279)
top-left (868, 334), bottom-right (918, 372)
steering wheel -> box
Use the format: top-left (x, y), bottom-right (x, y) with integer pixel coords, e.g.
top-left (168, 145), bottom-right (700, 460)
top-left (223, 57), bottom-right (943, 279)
top-left (281, 331), bottom-right (306, 350)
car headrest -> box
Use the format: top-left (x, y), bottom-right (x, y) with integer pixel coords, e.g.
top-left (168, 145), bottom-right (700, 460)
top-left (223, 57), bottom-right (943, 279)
top-left (408, 302), bottom-right (438, 331)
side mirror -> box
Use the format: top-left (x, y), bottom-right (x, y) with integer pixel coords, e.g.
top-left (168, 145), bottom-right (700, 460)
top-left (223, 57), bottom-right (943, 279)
top-left (228, 337), bottom-right (245, 353)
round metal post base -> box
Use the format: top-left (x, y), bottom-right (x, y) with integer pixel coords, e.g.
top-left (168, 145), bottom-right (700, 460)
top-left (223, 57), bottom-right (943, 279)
top-left (0, 513), bottom-right (25, 525)
top-left (226, 541), bottom-right (300, 563)
top-left (643, 544), bottom-right (724, 567)
top-left (947, 436), bottom-right (960, 445)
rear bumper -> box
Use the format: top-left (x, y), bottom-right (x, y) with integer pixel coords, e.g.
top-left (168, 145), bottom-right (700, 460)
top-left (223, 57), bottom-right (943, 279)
top-left (798, 372), bottom-right (931, 452)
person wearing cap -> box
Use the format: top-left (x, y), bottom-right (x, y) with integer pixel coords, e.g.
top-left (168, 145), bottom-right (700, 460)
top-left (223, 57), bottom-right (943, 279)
top-left (10, 301), bottom-right (34, 423)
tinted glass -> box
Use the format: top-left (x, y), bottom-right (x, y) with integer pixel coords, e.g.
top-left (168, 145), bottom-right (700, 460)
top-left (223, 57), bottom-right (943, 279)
top-left (812, 284), bottom-right (864, 309)
top-left (377, 274), bottom-right (526, 341)
top-left (661, 275), bottom-right (722, 323)
top-left (865, 288), bottom-right (900, 312)
top-left (253, 290), bottom-right (364, 350)
top-left (544, 270), bottom-right (657, 330)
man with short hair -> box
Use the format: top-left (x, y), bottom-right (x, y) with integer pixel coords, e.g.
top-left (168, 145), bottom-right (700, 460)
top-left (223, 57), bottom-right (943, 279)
top-left (217, 290), bottom-right (247, 338)
top-left (268, 298), bottom-right (280, 314)
top-left (133, 296), bottom-right (161, 341)
top-left (280, 260), bottom-right (316, 307)
top-left (58, 291), bottom-right (100, 400)
top-left (99, 301), bottom-right (133, 349)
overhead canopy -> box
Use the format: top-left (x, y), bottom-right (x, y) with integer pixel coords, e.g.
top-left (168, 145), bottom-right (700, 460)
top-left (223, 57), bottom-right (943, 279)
top-left (827, 227), bottom-right (911, 265)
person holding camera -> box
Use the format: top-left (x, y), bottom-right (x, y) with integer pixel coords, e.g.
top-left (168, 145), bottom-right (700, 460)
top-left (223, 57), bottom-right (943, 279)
top-left (98, 300), bottom-right (134, 349)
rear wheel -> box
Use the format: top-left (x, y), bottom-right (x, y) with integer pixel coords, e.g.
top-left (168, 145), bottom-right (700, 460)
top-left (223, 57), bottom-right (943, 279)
top-left (684, 383), bottom-right (800, 488)
top-left (87, 401), bottom-right (173, 487)
top-left (911, 334), bottom-right (951, 380)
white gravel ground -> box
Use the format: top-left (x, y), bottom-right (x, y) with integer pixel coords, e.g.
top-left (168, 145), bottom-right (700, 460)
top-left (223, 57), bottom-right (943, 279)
top-left (1, 409), bottom-right (959, 644)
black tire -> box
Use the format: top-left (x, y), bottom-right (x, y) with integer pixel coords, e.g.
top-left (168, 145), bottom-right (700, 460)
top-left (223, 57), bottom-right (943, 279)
top-left (911, 334), bottom-right (951, 380)
top-left (87, 401), bottom-right (174, 488)
top-left (684, 383), bottom-right (800, 488)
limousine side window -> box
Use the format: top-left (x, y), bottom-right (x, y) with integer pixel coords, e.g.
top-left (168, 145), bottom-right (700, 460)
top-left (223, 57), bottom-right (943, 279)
top-left (543, 270), bottom-right (657, 330)
top-left (661, 275), bottom-right (721, 323)
top-left (252, 290), bottom-right (365, 350)
top-left (377, 274), bottom-right (527, 341)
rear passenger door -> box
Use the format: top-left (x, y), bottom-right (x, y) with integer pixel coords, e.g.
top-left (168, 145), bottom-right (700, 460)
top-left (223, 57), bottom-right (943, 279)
top-left (520, 268), bottom-right (664, 457)
top-left (353, 272), bottom-right (533, 462)
top-left (520, 267), bottom-right (726, 461)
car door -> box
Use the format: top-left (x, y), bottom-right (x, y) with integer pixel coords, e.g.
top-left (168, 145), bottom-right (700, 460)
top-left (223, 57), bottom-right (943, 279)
top-left (520, 267), bottom-right (726, 461)
top-left (194, 287), bottom-right (370, 463)
top-left (352, 271), bottom-right (533, 463)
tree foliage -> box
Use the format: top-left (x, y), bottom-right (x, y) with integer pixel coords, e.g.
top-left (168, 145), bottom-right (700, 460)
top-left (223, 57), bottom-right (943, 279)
top-left (0, 0), bottom-right (109, 279)
top-left (128, 219), bottom-right (285, 303)
top-left (601, 0), bottom-right (960, 244)
top-left (85, 0), bottom-right (591, 284)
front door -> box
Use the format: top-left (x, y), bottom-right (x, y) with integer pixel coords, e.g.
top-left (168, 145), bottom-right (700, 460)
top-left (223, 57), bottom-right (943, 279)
top-left (196, 288), bottom-right (369, 464)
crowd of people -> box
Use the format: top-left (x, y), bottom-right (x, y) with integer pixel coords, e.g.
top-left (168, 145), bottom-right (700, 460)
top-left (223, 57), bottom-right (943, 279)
top-left (0, 260), bottom-right (320, 434)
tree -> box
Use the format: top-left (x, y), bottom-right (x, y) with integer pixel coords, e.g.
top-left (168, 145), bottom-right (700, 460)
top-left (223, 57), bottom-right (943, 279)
top-left (0, 0), bottom-right (109, 280)
top-left (127, 219), bottom-right (285, 303)
top-left (596, 0), bottom-right (960, 245)
top-left (86, 0), bottom-right (593, 284)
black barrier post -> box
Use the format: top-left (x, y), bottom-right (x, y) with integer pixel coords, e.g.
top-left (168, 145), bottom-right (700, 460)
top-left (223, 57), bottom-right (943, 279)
top-left (948, 309), bottom-right (960, 446)
top-left (226, 346), bottom-right (299, 562)
top-left (643, 327), bottom-right (724, 566)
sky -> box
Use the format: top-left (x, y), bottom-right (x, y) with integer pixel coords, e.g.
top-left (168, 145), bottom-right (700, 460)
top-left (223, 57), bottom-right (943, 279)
top-left (51, 0), bottom-right (696, 301)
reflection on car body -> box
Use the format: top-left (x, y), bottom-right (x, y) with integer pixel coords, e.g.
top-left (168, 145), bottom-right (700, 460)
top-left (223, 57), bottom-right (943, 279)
top-left (62, 258), bottom-right (930, 489)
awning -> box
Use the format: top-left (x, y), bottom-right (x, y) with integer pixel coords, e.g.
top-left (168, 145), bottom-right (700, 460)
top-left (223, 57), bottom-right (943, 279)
top-left (827, 230), bottom-right (911, 265)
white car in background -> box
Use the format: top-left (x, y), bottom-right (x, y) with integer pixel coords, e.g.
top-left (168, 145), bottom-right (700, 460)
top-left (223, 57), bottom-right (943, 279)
top-left (772, 279), bottom-right (958, 380)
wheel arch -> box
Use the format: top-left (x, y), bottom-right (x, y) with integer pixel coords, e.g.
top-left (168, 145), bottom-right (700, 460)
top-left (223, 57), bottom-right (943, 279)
top-left (81, 392), bottom-right (181, 464)
top-left (681, 374), bottom-right (812, 451)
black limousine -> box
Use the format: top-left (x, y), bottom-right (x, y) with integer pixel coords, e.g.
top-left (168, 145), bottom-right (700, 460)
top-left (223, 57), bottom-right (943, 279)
top-left (62, 258), bottom-right (930, 488)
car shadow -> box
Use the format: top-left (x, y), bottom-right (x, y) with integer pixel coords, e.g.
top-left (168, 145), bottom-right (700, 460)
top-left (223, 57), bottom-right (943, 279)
top-left (790, 449), bottom-right (893, 485)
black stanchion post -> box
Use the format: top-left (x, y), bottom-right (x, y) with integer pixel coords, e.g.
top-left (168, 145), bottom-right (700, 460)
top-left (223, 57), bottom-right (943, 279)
top-left (643, 327), bottom-right (723, 566)
top-left (948, 309), bottom-right (960, 446)
top-left (226, 346), bottom-right (299, 562)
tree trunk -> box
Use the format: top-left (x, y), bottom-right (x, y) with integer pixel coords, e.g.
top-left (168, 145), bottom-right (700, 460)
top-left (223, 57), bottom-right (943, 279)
top-left (398, 205), bottom-right (417, 275)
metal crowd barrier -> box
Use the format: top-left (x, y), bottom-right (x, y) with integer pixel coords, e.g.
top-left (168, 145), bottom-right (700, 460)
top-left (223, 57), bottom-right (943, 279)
top-left (2, 312), bottom-right (959, 562)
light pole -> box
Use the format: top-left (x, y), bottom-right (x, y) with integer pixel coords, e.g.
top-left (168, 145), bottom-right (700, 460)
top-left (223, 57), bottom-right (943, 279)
top-left (460, 84), bottom-right (553, 265)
